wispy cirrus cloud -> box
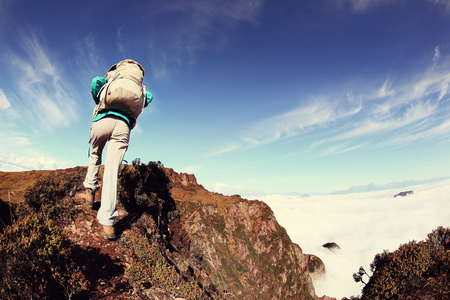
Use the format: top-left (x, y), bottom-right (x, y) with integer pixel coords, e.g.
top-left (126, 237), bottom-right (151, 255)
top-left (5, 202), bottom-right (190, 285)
top-left (215, 48), bottom-right (450, 157)
top-left (4, 33), bottom-right (79, 129)
top-left (336, 0), bottom-right (397, 12)
top-left (117, 26), bottom-right (125, 54)
top-left (0, 33), bottom-right (81, 169)
top-left (387, 119), bottom-right (450, 146)
top-left (241, 99), bottom-right (362, 146)
top-left (74, 32), bottom-right (106, 79)
top-left (340, 0), bottom-right (450, 15)
top-left (0, 128), bottom-right (31, 154)
top-left (212, 97), bottom-right (362, 156)
top-left (0, 89), bottom-right (11, 110)
top-left (147, 0), bottom-right (265, 78)
top-left (427, 0), bottom-right (450, 13)
top-left (329, 100), bottom-right (439, 145)
top-left (211, 143), bottom-right (242, 156)
top-left (313, 73), bottom-right (449, 154)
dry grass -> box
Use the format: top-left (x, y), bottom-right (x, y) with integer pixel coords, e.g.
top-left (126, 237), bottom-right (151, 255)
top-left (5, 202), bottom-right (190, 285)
top-left (0, 170), bottom-right (56, 204)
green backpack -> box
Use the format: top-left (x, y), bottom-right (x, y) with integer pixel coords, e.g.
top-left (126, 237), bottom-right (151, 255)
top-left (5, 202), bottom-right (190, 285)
top-left (93, 59), bottom-right (146, 126)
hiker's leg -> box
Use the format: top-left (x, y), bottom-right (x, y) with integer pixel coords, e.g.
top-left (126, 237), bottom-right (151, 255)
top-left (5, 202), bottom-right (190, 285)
top-left (97, 117), bottom-right (130, 226)
top-left (83, 120), bottom-right (112, 191)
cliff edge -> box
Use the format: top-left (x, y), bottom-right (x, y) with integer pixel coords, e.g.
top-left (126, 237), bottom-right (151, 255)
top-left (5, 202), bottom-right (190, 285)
top-left (166, 168), bottom-right (325, 299)
top-left (0, 164), bottom-right (331, 300)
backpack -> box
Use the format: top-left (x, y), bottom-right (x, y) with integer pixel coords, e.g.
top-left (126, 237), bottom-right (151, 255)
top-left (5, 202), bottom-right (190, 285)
top-left (93, 59), bottom-right (146, 127)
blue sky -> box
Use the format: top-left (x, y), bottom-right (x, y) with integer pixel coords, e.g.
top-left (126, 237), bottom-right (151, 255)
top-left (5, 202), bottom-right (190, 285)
top-left (1, 0), bottom-right (450, 194)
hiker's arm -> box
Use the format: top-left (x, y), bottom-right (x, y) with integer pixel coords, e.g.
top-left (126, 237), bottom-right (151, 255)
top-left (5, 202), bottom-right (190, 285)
top-left (91, 76), bottom-right (107, 104)
top-left (144, 91), bottom-right (153, 107)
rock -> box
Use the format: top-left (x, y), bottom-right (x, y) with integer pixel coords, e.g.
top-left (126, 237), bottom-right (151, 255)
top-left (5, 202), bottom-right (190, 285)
top-left (323, 242), bottom-right (341, 251)
top-left (165, 168), bottom-right (198, 187)
top-left (168, 172), bottom-right (321, 299)
top-left (307, 254), bottom-right (326, 279)
top-left (394, 190), bottom-right (413, 197)
top-left (0, 166), bottom-right (335, 300)
top-left (317, 296), bottom-right (337, 300)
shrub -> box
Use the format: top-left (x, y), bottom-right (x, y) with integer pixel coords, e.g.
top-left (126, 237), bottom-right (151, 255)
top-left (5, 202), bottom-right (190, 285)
top-left (119, 160), bottom-right (169, 212)
top-left (119, 228), bottom-right (217, 300)
top-left (0, 198), bottom-right (14, 233)
top-left (0, 212), bottom-right (88, 299)
top-left (21, 167), bottom-right (86, 221)
top-left (118, 160), bottom-right (176, 233)
top-left (354, 227), bottom-right (450, 300)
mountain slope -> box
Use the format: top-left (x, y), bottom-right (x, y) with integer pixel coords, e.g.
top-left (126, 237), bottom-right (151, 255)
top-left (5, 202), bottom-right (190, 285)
top-left (166, 168), bottom-right (322, 299)
top-left (0, 164), bottom-right (330, 300)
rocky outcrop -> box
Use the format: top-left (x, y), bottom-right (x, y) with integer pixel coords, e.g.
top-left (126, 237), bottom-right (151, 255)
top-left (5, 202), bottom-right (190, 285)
top-left (165, 168), bottom-right (198, 187)
top-left (166, 169), bottom-right (324, 299)
top-left (323, 242), bottom-right (341, 251)
top-left (0, 166), bottom-right (333, 300)
top-left (307, 255), bottom-right (326, 280)
top-left (394, 190), bottom-right (413, 197)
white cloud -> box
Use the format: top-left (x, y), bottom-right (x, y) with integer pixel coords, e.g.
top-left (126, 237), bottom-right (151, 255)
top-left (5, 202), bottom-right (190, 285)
top-left (0, 153), bottom-right (59, 171)
top-left (147, 0), bottom-right (264, 77)
top-left (433, 45), bottom-right (440, 63)
top-left (163, 0), bottom-right (264, 25)
top-left (220, 50), bottom-right (450, 157)
top-left (337, 0), bottom-right (397, 12)
top-left (369, 71), bottom-right (450, 118)
top-left (388, 119), bottom-right (450, 145)
top-left (0, 89), bottom-right (11, 110)
top-left (0, 161), bottom-right (28, 171)
top-left (22, 35), bottom-right (57, 77)
top-left (74, 32), bottom-right (105, 78)
top-left (212, 143), bottom-right (242, 156)
top-left (240, 99), bottom-right (361, 146)
top-left (321, 141), bottom-right (365, 156)
top-left (335, 100), bottom-right (437, 142)
top-left (5, 33), bottom-right (79, 129)
top-left (339, 0), bottom-right (450, 14)
top-left (0, 129), bottom-right (31, 155)
top-left (427, 0), bottom-right (450, 13)
top-left (117, 26), bottom-right (125, 53)
top-left (376, 78), bottom-right (395, 98)
top-left (254, 178), bottom-right (450, 298)
top-left (10, 136), bottom-right (31, 146)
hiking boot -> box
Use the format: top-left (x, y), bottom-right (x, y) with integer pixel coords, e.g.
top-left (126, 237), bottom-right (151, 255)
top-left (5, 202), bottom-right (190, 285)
top-left (103, 225), bottom-right (117, 240)
top-left (85, 188), bottom-right (95, 207)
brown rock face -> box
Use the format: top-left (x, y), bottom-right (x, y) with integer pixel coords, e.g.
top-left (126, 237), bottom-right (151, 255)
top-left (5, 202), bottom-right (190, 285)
top-left (0, 166), bottom-right (333, 300)
top-left (166, 169), bottom-right (325, 300)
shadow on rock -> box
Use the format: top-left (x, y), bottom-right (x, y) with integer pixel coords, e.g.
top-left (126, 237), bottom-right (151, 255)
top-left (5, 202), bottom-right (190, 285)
top-left (117, 160), bottom-right (177, 241)
top-left (71, 245), bottom-right (127, 299)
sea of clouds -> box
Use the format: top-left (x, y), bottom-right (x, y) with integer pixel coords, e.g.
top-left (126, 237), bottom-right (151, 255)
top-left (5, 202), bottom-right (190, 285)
top-left (248, 179), bottom-right (450, 299)
top-left (0, 153), bottom-right (61, 172)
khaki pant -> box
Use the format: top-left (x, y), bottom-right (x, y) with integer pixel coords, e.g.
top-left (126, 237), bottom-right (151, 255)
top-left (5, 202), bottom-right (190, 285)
top-left (83, 116), bottom-right (130, 226)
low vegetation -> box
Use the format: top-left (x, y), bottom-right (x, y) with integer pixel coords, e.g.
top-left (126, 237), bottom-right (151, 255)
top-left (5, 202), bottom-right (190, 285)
top-left (0, 212), bottom-right (88, 299)
top-left (119, 227), bottom-right (219, 299)
top-left (0, 168), bottom-right (88, 299)
top-left (353, 226), bottom-right (450, 299)
top-left (19, 167), bottom-right (86, 222)
top-left (2, 163), bottom-right (450, 299)
top-left (0, 162), bottom-right (217, 299)
top-left (118, 159), bottom-right (176, 234)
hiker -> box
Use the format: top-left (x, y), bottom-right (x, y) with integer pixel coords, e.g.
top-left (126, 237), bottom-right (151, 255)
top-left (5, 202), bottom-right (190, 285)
top-left (83, 59), bottom-right (153, 240)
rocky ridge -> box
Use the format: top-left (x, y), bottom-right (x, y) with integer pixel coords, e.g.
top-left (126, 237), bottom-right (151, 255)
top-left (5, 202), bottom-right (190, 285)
top-left (0, 166), bottom-right (334, 299)
top-left (166, 169), bottom-right (322, 299)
